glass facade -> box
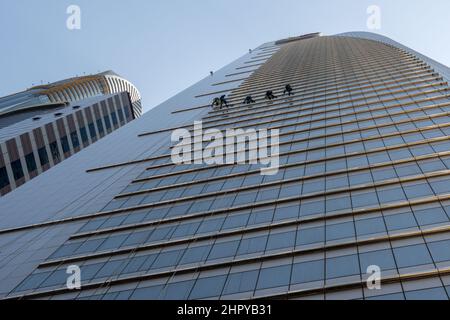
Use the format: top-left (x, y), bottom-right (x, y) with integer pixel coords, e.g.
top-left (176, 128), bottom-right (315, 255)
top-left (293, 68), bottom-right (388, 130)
top-left (3, 33), bottom-right (450, 300)
top-left (0, 93), bottom-right (134, 196)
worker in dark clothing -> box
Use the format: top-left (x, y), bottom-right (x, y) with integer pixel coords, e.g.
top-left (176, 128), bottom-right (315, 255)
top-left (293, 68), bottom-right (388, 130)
top-left (265, 90), bottom-right (277, 100)
top-left (283, 84), bottom-right (294, 96)
top-left (211, 97), bottom-right (221, 109)
top-left (220, 95), bottom-right (230, 109)
top-left (243, 95), bottom-right (256, 105)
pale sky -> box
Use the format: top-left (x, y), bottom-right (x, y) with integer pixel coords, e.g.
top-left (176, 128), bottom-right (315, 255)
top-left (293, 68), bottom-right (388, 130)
top-left (1, 0), bottom-right (450, 112)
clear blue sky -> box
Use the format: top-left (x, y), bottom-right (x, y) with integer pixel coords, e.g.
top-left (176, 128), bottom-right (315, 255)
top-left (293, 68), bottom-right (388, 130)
top-left (1, 0), bottom-right (450, 112)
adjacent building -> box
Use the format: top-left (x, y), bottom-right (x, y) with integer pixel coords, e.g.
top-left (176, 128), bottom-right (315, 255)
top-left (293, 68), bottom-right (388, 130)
top-left (0, 71), bottom-right (142, 118)
top-left (2, 32), bottom-right (450, 300)
top-left (0, 72), bottom-right (140, 196)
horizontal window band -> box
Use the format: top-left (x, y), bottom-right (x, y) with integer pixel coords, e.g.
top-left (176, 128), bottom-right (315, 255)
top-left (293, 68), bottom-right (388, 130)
top-left (208, 68), bottom-right (436, 122)
top-left (228, 73), bottom-right (436, 120)
top-left (170, 104), bottom-right (211, 114)
top-left (139, 81), bottom-right (445, 144)
top-left (258, 46), bottom-right (279, 51)
top-left (225, 70), bottom-right (254, 77)
top-left (40, 197), bottom-right (450, 269)
top-left (244, 58), bottom-right (270, 64)
top-left (245, 46), bottom-right (415, 81)
top-left (196, 80), bottom-right (444, 130)
top-left (138, 99), bottom-right (450, 169)
top-left (171, 97), bottom-right (450, 155)
top-left (12, 223), bottom-right (450, 300)
top-left (206, 68), bottom-right (436, 121)
top-left (133, 125), bottom-right (192, 137)
top-left (232, 62), bottom-right (429, 102)
top-left (89, 75), bottom-right (442, 176)
top-left (257, 267), bottom-right (450, 300)
top-left (213, 66), bottom-right (432, 119)
top-left (90, 168), bottom-right (450, 226)
top-left (167, 90), bottom-right (450, 151)
top-left (231, 54), bottom-right (422, 93)
top-left (161, 81), bottom-right (446, 137)
top-left (235, 63), bottom-right (265, 70)
top-left (119, 149), bottom-right (450, 200)
top-left (84, 135), bottom-right (450, 230)
top-left (194, 89), bottom-right (234, 99)
top-left (232, 60), bottom-right (425, 100)
top-left (174, 85), bottom-right (450, 149)
top-left (210, 60), bottom-right (428, 120)
top-left (257, 46), bottom-right (279, 51)
top-left (211, 77), bottom-right (248, 87)
top-left (205, 72), bottom-right (438, 126)
top-left (71, 179), bottom-right (450, 243)
top-left (135, 134), bottom-right (450, 184)
top-left (236, 54), bottom-right (421, 90)
top-left (104, 110), bottom-right (450, 184)
top-left (141, 114), bottom-right (450, 173)
top-left (251, 53), bottom-right (275, 59)
top-left (86, 156), bottom-right (170, 174)
top-left (255, 46), bottom-right (278, 52)
top-left (153, 103), bottom-right (450, 165)
top-left (256, 50), bottom-right (279, 56)
top-left (65, 195), bottom-right (448, 263)
top-left (88, 86), bottom-right (450, 175)
top-left (236, 53), bottom-right (420, 88)
top-left (4, 133), bottom-right (449, 239)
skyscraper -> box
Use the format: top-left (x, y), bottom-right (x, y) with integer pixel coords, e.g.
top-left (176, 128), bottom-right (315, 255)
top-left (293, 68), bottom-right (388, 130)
top-left (0, 71), bottom-right (143, 117)
top-left (2, 32), bottom-right (450, 300)
top-left (0, 71), bottom-right (141, 196)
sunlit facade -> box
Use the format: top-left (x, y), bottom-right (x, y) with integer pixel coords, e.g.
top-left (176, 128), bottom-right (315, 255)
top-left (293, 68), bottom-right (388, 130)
top-left (2, 32), bottom-right (450, 300)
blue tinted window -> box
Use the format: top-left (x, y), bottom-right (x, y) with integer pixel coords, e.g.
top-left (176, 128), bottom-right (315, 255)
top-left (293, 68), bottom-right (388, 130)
top-left (291, 260), bottom-right (324, 284)
top-left (359, 249), bottom-right (396, 271)
top-left (405, 287), bottom-right (448, 300)
top-left (237, 236), bottom-right (268, 256)
top-left (223, 270), bottom-right (259, 295)
top-left (131, 285), bottom-right (163, 300)
top-left (414, 207), bottom-right (448, 226)
top-left (256, 265), bottom-right (291, 290)
top-left (180, 245), bottom-right (211, 265)
top-left (394, 244), bottom-right (433, 268)
top-left (162, 280), bottom-right (195, 300)
top-left (189, 275), bottom-right (227, 299)
top-left (152, 249), bottom-right (184, 269)
top-left (355, 217), bottom-right (386, 236)
top-left (326, 255), bottom-right (360, 279)
top-left (266, 231), bottom-right (296, 251)
top-left (326, 222), bottom-right (355, 241)
top-left (208, 240), bottom-right (240, 260)
top-left (429, 240), bottom-right (450, 262)
top-left (296, 226), bottom-right (325, 246)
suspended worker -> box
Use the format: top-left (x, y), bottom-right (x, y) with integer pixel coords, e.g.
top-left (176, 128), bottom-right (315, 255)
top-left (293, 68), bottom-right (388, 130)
top-left (243, 95), bottom-right (256, 105)
top-left (211, 97), bottom-right (221, 109)
top-left (265, 90), bottom-right (277, 100)
top-left (283, 84), bottom-right (294, 96)
top-left (220, 95), bottom-right (230, 108)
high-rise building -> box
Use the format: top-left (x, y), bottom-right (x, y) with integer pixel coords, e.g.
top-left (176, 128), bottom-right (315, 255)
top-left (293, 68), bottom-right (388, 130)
top-left (0, 71), bottom-right (142, 117)
top-left (0, 92), bottom-right (136, 196)
top-left (2, 32), bottom-right (450, 300)
top-left (0, 71), bottom-right (141, 196)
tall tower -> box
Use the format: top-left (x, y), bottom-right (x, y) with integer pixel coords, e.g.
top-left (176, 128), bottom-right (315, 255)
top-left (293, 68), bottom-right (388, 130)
top-left (0, 70), bottom-right (140, 196)
top-left (2, 32), bottom-right (450, 300)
